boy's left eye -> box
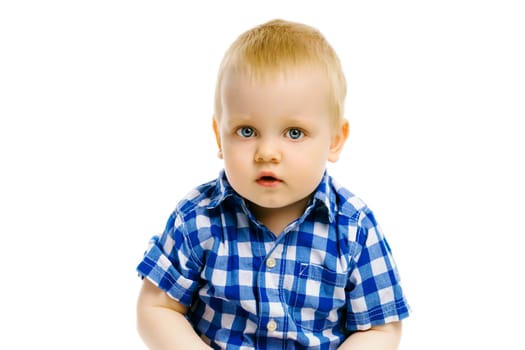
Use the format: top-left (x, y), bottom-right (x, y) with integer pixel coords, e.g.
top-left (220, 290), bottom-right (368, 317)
top-left (287, 128), bottom-right (303, 140)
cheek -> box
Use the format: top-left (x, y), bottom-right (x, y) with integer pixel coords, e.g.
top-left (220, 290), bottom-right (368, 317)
top-left (222, 145), bottom-right (251, 173)
top-left (294, 143), bottom-right (330, 164)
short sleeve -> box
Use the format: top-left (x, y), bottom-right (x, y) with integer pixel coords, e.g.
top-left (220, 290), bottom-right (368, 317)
top-left (345, 210), bottom-right (410, 330)
top-left (136, 211), bottom-right (203, 306)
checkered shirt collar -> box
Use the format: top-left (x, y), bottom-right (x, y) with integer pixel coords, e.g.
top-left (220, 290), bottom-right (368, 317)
top-left (206, 170), bottom-right (336, 223)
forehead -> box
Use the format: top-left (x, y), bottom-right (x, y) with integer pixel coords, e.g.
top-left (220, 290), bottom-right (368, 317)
top-left (221, 66), bottom-right (330, 114)
top-left (223, 59), bottom-right (327, 85)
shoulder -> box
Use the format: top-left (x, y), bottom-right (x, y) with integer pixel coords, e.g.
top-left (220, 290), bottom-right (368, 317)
top-left (166, 178), bottom-right (223, 247)
top-left (328, 176), bottom-right (381, 246)
top-left (329, 177), bottom-right (374, 224)
top-left (175, 178), bottom-right (219, 216)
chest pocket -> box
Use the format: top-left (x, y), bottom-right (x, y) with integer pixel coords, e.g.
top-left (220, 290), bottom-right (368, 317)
top-left (289, 262), bottom-right (348, 332)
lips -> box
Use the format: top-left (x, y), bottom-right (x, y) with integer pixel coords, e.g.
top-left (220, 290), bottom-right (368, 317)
top-left (256, 172), bottom-right (282, 187)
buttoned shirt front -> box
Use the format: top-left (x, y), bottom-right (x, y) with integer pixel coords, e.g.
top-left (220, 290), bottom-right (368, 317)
top-left (137, 170), bottom-right (410, 349)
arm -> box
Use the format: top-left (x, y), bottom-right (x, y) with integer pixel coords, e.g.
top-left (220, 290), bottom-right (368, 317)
top-left (136, 278), bottom-right (212, 350)
top-left (338, 321), bottom-right (402, 350)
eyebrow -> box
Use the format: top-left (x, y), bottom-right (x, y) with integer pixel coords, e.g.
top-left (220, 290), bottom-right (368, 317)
top-left (223, 113), bottom-right (254, 124)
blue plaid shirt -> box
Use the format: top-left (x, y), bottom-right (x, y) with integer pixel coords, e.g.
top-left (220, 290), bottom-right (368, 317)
top-left (137, 170), bottom-right (410, 349)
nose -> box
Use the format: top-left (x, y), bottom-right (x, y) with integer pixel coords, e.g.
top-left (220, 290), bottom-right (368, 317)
top-left (254, 138), bottom-right (281, 163)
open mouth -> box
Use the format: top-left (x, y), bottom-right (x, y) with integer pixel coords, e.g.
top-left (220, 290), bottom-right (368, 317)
top-left (260, 176), bottom-right (277, 181)
top-left (256, 173), bottom-right (282, 187)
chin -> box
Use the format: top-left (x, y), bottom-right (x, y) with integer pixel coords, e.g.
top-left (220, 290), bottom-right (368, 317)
top-left (248, 200), bottom-right (284, 210)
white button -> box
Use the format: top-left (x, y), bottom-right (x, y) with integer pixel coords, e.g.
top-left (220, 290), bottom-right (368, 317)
top-left (266, 257), bottom-right (276, 269)
top-left (267, 319), bottom-right (277, 332)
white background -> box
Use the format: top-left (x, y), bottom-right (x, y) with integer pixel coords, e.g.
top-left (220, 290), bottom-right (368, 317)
top-left (1, 1), bottom-right (524, 349)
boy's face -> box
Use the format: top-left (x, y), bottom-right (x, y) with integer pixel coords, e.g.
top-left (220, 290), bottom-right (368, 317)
top-left (213, 67), bottom-right (348, 215)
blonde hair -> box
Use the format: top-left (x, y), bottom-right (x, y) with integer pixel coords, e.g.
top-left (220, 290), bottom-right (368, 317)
top-left (213, 19), bottom-right (347, 126)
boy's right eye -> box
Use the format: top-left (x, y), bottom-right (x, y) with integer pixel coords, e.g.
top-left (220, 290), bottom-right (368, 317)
top-left (236, 127), bottom-right (255, 138)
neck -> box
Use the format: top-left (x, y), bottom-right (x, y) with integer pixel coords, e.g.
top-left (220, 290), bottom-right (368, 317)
top-left (248, 196), bottom-right (311, 235)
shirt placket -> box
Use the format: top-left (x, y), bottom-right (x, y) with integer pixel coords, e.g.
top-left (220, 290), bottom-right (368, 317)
top-left (255, 240), bottom-right (288, 348)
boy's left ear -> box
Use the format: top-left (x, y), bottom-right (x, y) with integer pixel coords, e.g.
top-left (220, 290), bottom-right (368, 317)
top-left (328, 119), bottom-right (349, 163)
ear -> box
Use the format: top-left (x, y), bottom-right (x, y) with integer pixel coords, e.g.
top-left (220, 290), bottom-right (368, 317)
top-left (328, 119), bottom-right (349, 163)
top-left (212, 117), bottom-right (223, 159)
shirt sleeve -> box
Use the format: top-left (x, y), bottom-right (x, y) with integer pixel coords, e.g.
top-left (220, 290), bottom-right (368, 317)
top-left (345, 209), bottom-right (410, 330)
top-left (136, 211), bottom-right (203, 306)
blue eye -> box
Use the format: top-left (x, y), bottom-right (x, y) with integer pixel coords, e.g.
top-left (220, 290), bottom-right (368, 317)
top-left (237, 127), bottom-right (255, 138)
top-left (287, 128), bottom-right (303, 140)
